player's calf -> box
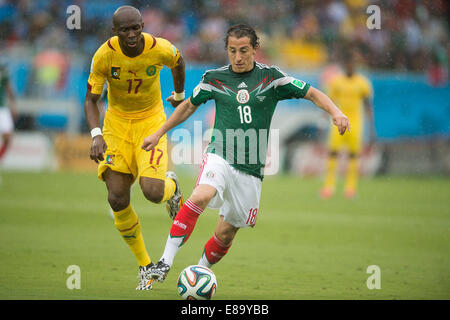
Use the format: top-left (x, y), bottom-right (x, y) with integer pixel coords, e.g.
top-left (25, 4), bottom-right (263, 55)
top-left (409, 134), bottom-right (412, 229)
top-left (198, 233), bottom-right (233, 268)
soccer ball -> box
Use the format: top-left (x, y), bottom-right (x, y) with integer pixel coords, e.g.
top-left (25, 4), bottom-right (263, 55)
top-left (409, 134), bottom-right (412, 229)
top-left (177, 265), bottom-right (217, 300)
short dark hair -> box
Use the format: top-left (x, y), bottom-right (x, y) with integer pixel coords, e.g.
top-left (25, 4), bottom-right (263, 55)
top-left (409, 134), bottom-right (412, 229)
top-left (224, 24), bottom-right (260, 49)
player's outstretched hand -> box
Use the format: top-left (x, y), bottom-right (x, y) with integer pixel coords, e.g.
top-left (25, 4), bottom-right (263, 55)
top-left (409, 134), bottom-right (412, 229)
top-left (166, 91), bottom-right (184, 108)
top-left (90, 136), bottom-right (107, 163)
top-left (141, 133), bottom-right (161, 151)
top-left (332, 112), bottom-right (350, 135)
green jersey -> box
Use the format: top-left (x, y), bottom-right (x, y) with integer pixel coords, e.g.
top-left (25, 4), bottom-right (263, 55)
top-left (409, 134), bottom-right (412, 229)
top-left (0, 64), bottom-right (9, 107)
top-left (190, 62), bottom-right (311, 179)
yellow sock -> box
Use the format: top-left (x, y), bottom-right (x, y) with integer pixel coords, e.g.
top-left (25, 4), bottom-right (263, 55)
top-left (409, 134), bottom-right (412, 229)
top-left (323, 156), bottom-right (338, 191)
top-left (345, 157), bottom-right (359, 191)
top-left (160, 177), bottom-right (176, 203)
top-left (113, 204), bottom-right (151, 267)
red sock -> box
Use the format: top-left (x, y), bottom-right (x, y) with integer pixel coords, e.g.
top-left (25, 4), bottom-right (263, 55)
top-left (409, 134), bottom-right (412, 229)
top-left (203, 233), bottom-right (232, 265)
top-left (169, 199), bottom-right (203, 245)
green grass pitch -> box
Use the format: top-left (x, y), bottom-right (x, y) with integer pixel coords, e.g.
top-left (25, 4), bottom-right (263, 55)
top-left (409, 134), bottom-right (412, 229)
top-left (0, 170), bottom-right (448, 299)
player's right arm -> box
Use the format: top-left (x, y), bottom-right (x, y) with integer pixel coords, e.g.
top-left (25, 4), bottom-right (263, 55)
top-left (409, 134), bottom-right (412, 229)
top-left (84, 49), bottom-right (108, 163)
top-left (141, 73), bottom-right (214, 151)
top-left (84, 91), bottom-right (107, 163)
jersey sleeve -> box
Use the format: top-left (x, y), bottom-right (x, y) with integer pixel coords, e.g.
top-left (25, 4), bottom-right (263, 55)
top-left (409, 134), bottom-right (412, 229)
top-left (156, 37), bottom-right (181, 69)
top-left (190, 72), bottom-right (215, 106)
top-left (87, 50), bottom-right (108, 95)
top-left (271, 66), bottom-right (311, 100)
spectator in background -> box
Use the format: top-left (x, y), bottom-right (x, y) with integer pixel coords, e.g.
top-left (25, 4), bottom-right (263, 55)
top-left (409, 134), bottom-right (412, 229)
top-left (0, 0), bottom-right (447, 84)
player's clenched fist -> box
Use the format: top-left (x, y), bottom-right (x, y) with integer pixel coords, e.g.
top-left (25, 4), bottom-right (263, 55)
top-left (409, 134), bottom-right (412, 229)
top-left (90, 135), bottom-right (107, 163)
top-left (141, 133), bottom-right (162, 151)
top-left (332, 112), bottom-right (350, 135)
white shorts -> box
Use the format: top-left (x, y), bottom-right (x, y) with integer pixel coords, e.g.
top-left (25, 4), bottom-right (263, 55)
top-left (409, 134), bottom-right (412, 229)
top-left (0, 107), bottom-right (13, 134)
top-left (196, 153), bottom-right (262, 228)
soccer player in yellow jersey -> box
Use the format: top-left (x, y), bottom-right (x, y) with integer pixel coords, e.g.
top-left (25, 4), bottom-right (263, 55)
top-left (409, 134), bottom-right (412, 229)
top-left (321, 53), bottom-right (375, 199)
top-left (84, 6), bottom-right (185, 290)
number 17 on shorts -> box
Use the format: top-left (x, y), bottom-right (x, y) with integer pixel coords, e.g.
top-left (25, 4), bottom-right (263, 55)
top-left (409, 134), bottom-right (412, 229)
top-left (246, 208), bottom-right (259, 227)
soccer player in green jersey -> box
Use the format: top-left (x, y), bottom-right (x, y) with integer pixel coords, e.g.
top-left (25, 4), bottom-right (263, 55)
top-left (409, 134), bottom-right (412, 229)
top-left (141, 24), bottom-right (350, 282)
top-left (0, 63), bottom-right (17, 162)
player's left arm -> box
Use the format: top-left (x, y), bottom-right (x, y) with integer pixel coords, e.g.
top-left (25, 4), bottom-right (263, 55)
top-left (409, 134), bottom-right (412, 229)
top-left (166, 55), bottom-right (186, 108)
top-left (304, 86), bottom-right (350, 135)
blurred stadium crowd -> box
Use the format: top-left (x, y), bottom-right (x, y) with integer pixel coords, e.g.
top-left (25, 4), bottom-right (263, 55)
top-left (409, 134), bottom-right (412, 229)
top-left (0, 0), bottom-right (448, 175)
top-left (0, 0), bottom-right (448, 73)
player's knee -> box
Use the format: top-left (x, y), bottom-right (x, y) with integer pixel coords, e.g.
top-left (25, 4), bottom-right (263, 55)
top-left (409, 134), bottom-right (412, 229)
top-left (189, 188), bottom-right (216, 209)
top-left (108, 193), bottom-right (130, 212)
top-left (142, 185), bottom-right (164, 203)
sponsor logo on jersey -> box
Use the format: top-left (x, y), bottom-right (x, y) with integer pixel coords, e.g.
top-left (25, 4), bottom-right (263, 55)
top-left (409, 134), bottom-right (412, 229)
top-left (236, 89), bottom-right (250, 104)
top-left (257, 96), bottom-right (266, 102)
top-left (111, 67), bottom-right (120, 79)
top-left (238, 82), bottom-right (247, 88)
top-left (146, 65), bottom-right (156, 76)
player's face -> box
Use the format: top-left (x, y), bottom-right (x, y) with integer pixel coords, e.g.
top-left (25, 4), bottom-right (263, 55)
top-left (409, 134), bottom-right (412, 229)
top-left (227, 36), bottom-right (256, 73)
top-left (113, 19), bottom-right (144, 53)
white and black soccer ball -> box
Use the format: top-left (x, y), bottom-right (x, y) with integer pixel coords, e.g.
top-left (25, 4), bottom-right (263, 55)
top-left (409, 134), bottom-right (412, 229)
top-left (177, 265), bottom-right (217, 300)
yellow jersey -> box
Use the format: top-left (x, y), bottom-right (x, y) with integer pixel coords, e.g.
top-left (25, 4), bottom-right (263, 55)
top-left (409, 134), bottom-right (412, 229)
top-left (87, 32), bottom-right (180, 118)
top-left (327, 73), bottom-right (372, 120)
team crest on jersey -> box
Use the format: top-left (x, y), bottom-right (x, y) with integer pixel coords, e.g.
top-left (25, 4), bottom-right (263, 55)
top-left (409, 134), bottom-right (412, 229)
top-left (111, 67), bottom-right (120, 79)
top-left (236, 89), bottom-right (250, 104)
top-left (106, 154), bottom-right (115, 165)
top-left (146, 65), bottom-right (156, 76)
top-left (205, 171), bottom-right (215, 179)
